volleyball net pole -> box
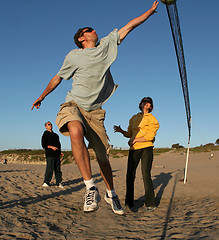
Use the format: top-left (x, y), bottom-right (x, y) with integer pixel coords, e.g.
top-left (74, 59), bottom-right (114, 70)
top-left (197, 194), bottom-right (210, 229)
top-left (164, 1), bottom-right (191, 183)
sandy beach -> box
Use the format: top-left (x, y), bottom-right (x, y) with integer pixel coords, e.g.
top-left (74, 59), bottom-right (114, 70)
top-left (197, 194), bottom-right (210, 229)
top-left (0, 151), bottom-right (219, 239)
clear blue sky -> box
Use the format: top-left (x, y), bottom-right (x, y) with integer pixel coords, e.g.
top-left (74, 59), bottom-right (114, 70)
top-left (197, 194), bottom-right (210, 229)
top-left (0, 0), bottom-right (218, 151)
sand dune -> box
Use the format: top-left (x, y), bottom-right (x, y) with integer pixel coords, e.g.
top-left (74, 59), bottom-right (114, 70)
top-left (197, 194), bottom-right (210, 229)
top-left (0, 151), bottom-right (219, 239)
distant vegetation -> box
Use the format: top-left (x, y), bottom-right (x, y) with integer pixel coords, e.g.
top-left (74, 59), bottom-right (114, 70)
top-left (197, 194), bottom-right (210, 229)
top-left (170, 143), bottom-right (219, 153)
top-left (1, 144), bottom-right (218, 164)
top-left (171, 143), bottom-right (184, 149)
top-left (190, 143), bottom-right (219, 153)
top-left (0, 149), bottom-right (45, 155)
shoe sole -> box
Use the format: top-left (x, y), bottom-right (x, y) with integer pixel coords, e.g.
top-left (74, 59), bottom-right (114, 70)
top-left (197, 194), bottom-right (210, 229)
top-left (104, 195), bottom-right (124, 215)
top-left (84, 205), bottom-right (99, 213)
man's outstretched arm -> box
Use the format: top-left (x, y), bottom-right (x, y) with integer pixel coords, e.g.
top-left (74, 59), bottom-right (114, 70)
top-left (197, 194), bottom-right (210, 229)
top-left (118, 0), bottom-right (159, 43)
top-left (31, 74), bottom-right (63, 110)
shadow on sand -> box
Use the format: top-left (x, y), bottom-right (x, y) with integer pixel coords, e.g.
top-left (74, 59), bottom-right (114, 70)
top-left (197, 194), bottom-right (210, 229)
top-left (131, 171), bottom-right (175, 211)
top-left (128, 168), bottom-right (183, 239)
top-left (0, 170), bottom-right (119, 210)
top-left (160, 170), bottom-right (182, 240)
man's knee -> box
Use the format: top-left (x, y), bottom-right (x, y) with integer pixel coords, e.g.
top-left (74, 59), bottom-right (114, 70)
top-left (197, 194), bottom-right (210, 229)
top-left (67, 121), bottom-right (84, 141)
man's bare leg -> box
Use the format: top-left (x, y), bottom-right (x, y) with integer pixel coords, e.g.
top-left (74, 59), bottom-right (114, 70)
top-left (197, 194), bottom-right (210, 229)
top-left (67, 121), bottom-right (100, 212)
top-left (98, 158), bottom-right (124, 215)
top-left (97, 159), bottom-right (114, 190)
top-left (67, 120), bottom-right (124, 214)
top-left (67, 121), bottom-right (92, 180)
top-left (67, 120), bottom-right (114, 190)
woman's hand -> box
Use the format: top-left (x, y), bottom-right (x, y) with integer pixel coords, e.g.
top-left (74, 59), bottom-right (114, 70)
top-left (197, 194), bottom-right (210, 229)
top-left (128, 138), bottom-right (135, 147)
top-left (113, 125), bottom-right (122, 133)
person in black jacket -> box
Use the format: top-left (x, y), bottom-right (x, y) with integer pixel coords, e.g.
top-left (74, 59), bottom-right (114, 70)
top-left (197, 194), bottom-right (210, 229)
top-left (41, 121), bottom-right (64, 188)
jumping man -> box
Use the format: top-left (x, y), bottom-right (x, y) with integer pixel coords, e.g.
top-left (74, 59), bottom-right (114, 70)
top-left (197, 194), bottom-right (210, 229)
top-left (31, 1), bottom-right (159, 215)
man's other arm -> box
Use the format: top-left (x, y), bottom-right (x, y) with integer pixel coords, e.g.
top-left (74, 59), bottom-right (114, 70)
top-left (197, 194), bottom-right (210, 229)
top-left (31, 74), bottom-right (63, 110)
top-left (118, 1), bottom-right (159, 43)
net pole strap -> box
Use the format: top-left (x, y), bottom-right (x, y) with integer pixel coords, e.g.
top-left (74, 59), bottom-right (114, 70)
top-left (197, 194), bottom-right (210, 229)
top-left (184, 136), bottom-right (191, 184)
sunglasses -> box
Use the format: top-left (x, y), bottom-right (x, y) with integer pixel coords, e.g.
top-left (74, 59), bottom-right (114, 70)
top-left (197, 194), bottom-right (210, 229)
top-left (80, 27), bottom-right (94, 37)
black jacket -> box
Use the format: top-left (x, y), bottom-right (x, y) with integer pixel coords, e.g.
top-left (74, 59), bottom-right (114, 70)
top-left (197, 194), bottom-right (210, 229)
top-left (41, 130), bottom-right (61, 157)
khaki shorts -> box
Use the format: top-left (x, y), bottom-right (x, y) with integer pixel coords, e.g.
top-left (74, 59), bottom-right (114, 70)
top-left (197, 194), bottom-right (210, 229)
top-left (55, 100), bottom-right (110, 162)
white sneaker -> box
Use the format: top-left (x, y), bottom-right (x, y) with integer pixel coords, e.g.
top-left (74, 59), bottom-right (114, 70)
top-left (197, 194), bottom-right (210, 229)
top-left (42, 183), bottom-right (50, 187)
top-left (145, 206), bottom-right (157, 212)
top-left (84, 186), bottom-right (100, 213)
top-left (104, 193), bottom-right (124, 215)
top-left (57, 183), bottom-right (64, 189)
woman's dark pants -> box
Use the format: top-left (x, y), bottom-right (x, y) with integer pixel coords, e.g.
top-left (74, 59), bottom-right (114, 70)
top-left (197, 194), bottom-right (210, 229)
top-left (125, 147), bottom-right (156, 208)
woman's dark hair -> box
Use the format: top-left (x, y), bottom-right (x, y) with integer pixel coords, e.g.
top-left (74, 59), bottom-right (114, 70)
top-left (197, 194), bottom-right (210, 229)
top-left (139, 97), bottom-right (153, 113)
top-left (74, 27), bottom-right (89, 48)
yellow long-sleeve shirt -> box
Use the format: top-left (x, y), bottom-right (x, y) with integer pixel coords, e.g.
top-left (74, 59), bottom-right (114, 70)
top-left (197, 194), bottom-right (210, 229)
top-left (124, 112), bottom-right (160, 150)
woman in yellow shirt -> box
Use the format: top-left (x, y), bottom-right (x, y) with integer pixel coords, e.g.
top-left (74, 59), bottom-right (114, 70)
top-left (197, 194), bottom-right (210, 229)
top-left (114, 97), bottom-right (159, 211)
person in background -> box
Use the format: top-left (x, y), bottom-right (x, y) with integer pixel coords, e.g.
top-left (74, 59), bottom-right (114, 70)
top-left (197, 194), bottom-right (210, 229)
top-left (114, 97), bottom-right (159, 211)
top-left (42, 121), bottom-right (64, 189)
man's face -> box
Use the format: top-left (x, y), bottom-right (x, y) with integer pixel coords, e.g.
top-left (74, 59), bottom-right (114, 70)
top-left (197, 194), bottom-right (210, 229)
top-left (79, 28), bottom-right (98, 45)
top-left (45, 122), bottom-right (53, 131)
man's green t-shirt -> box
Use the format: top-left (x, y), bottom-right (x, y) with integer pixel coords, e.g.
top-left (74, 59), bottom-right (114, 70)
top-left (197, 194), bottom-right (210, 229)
top-left (57, 29), bottom-right (120, 111)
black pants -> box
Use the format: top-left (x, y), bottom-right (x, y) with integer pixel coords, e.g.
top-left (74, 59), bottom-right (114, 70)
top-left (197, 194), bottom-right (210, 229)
top-left (44, 156), bottom-right (62, 185)
top-left (125, 147), bottom-right (156, 208)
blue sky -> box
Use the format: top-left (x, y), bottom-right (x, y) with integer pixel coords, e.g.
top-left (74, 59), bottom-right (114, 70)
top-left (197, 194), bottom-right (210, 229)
top-left (0, 0), bottom-right (218, 151)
